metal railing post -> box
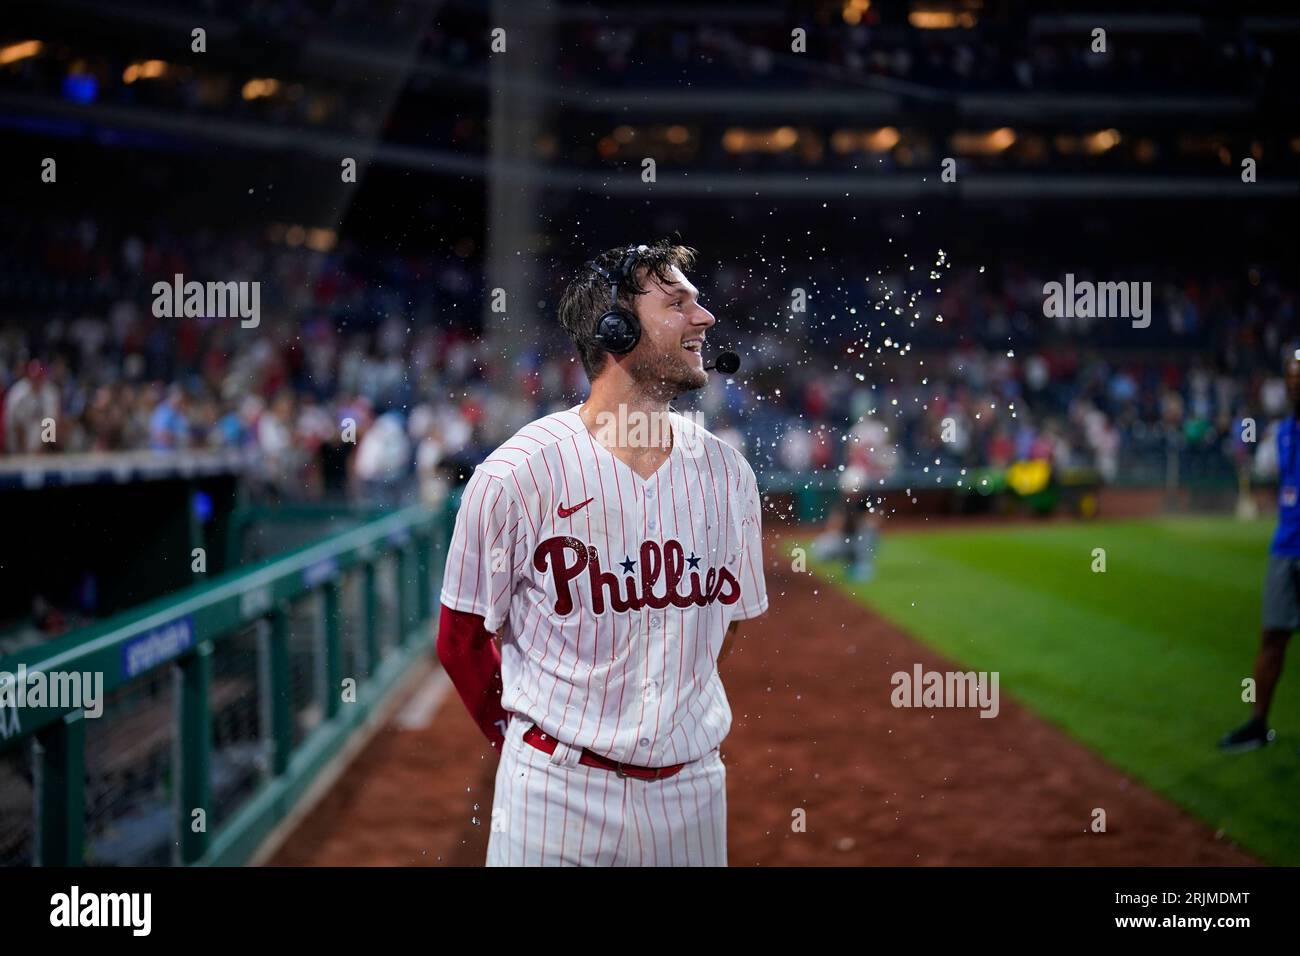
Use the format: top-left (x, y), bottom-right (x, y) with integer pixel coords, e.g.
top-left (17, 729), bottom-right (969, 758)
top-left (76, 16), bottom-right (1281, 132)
top-left (266, 605), bottom-right (293, 775)
top-left (33, 710), bottom-right (85, 866)
top-left (395, 546), bottom-right (411, 645)
top-left (177, 641), bottom-right (213, 864)
top-left (363, 562), bottom-right (380, 675)
top-left (322, 580), bottom-right (342, 720)
top-left (416, 530), bottom-right (433, 624)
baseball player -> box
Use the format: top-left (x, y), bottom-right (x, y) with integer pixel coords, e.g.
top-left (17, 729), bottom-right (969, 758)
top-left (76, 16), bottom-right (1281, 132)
top-left (436, 240), bottom-right (768, 866)
top-left (1218, 352), bottom-right (1300, 751)
top-left (812, 415), bottom-right (896, 582)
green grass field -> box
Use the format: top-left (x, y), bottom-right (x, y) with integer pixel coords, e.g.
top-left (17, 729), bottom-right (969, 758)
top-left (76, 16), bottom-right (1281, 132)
top-left (801, 515), bottom-right (1300, 866)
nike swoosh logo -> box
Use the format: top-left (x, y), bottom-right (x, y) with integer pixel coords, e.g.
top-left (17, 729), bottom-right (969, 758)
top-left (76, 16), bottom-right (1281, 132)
top-left (557, 497), bottom-right (595, 519)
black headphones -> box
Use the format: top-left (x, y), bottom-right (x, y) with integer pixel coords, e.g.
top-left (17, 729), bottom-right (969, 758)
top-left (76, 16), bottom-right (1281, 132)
top-left (585, 244), bottom-right (649, 355)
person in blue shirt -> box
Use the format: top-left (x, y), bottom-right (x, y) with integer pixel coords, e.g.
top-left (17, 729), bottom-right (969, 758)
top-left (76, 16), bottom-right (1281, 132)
top-left (1218, 354), bottom-right (1300, 751)
top-left (148, 385), bottom-right (191, 452)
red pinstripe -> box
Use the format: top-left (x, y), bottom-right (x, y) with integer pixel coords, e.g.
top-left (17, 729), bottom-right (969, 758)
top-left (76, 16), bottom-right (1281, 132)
top-left (549, 447), bottom-right (578, 858)
top-left (450, 473), bottom-right (491, 611)
top-left (666, 446), bottom-right (700, 764)
top-left (646, 461), bottom-right (668, 757)
top-left (640, 784), bottom-right (659, 866)
top-left (739, 462), bottom-right (764, 612)
top-left (469, 484), bottom-right (506, 609)
top-left (630, 782), bottom-right (645, 865)
top-left (531, 420), bottom-right (568, 441)
top-left (686, 769), bottom-right (709, 864)
top-left (609, 781), bottom-right (627, 866)
top-left (570, 433), bottom-right (599, 748)
top-left (582, 428), bottom-right (617, 684)
top-left (625, 467), bottom-right (651, 765)
top-left (604, 444), bottom-right (632, 757)
top-left (509, 472), bottom-right (538, 540)
top-left (535, 444), bottom-right (569, 722)
top-left (519, 755), bottom-right (530, 866)
top-left (576, 762), bottom-right (593, 865)
top-left (673, 774), bottom-right (692, 865)
top-left (656, 782), bottom-right (675, 867)
top-left (701, 439), bottom-right (734, 758)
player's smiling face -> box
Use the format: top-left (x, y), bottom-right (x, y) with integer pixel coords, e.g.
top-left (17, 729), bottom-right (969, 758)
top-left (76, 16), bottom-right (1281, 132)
top-left (627, 265), bottom-right (716, 398)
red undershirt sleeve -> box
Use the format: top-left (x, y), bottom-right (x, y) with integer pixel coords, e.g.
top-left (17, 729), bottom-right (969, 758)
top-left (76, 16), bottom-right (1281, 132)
top-left (436, 605), bottom-right (510, 750)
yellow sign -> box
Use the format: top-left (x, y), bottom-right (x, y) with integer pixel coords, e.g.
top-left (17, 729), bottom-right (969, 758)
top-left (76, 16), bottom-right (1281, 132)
top-left (1006, 459), bottom-right (1051, 496)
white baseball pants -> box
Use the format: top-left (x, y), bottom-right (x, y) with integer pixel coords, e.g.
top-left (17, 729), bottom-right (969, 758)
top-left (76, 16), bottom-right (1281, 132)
top-left (485, 717), bottom-right (727, 867)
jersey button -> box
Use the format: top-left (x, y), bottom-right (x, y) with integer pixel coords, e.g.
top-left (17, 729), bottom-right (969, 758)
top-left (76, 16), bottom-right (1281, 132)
top-left (639, 737), bottom-right (650, 747)
top-left (648, 520), bottom-right (657, 530)
top-left (651, 616), bottom-right (662, 628)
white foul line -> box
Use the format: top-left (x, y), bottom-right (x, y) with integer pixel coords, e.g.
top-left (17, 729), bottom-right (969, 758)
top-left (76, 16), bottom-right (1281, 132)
top-left (395, 668), bottom-right (453, 730)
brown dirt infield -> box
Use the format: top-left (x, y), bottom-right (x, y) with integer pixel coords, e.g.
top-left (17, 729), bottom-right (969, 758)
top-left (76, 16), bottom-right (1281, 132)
top-left (266, 526), bottom-right (1255, 867)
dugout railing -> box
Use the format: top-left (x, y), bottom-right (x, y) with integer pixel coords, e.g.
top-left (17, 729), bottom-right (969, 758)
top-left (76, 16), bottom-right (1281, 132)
top-left (0, 501), bottom-right (452, 867)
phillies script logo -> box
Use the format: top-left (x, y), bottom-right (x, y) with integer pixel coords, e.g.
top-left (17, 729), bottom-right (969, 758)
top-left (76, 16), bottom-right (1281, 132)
top-left (533, 536), bottom-right (741, 616)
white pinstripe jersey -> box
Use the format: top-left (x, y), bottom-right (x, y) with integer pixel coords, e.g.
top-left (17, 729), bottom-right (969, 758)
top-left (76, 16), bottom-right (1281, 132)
top-left (439, 404), bottom-right (768, 767)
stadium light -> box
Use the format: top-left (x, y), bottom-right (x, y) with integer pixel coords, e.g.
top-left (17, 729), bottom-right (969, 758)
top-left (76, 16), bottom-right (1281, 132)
top-left (0, 40), bottom-right (42, 66)
top-left (832, 128), bottom-right (900, 154)
top-left (951, 127), bottom-right (1016, 154)
top-left (305, 228), bottom-right (337, 253)
top-left (909, 7), bottom-right (979, 30)
top-left (1083, 129), bottom-right (1122, 154)
top-left (842, 0), bottom-right (871, 26)
top-left (241, 78), bottom-right (280, 100)
top-left (123, 60), bottom-right (168, 84)
top-left (724, 127), bottom-right (801, 153)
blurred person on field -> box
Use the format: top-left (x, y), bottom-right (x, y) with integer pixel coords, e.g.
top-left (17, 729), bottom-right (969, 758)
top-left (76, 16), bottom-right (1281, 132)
top-left (1219, 351), bottom-right (1300, 752)
top-left (813, 416), bottom-right (896, 582)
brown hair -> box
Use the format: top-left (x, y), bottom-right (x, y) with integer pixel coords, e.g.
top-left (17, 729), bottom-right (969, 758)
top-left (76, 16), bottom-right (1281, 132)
top-left (558, 239), bottom-right (698, 381)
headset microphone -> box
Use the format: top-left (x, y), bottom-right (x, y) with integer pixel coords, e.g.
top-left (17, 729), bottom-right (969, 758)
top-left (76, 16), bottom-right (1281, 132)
top-left (704, 351), bottom-right (740, 374)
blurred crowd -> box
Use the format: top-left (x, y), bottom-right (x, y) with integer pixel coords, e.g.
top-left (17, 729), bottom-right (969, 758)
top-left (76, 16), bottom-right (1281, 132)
top-left (6, 5), bottom-right (1296, 175)
top-left (1, 216), bottom-right (1293, 504)
top-left (0, 216), bottom-right (497, 508)
top-left (19, 1), bottom-right (1289, 98)
top-left (560, 14), bottom-right (1290, 96)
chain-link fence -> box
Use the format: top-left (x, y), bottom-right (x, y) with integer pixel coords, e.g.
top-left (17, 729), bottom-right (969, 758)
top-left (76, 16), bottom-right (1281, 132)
top-left (288, 596), bottom-right (324, 749)
top-left (0, 741), bottom-right (35, 866)
top-left (375, 554), bottom-right (401, 656)
top-left (211, 621), bottom-right (266, 834)
top-left (338, 568), bottom-right (367, 685)
top-left (83, 670), bottom-right (175, 866)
